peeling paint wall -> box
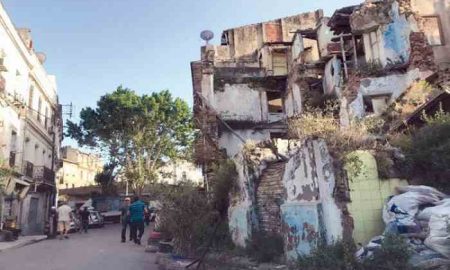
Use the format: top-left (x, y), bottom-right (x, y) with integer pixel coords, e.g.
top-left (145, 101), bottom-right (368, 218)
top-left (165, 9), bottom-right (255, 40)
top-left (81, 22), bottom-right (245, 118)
top-left (281, 140), bottom-right (343, 260)
top-left (346, 151), bottom-right (408, 245)
top-left (359, 1), bottom-right (413, 66)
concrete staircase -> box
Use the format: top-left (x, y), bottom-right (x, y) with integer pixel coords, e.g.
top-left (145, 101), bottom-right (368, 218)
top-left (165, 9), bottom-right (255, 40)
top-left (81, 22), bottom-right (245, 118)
top-left (256, 161), bottom-right (286, 234)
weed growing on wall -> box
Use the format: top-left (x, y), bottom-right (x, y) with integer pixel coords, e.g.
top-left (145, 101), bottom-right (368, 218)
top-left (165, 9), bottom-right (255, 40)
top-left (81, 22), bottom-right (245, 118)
top-left (288, 101), bottom-right (384, 192)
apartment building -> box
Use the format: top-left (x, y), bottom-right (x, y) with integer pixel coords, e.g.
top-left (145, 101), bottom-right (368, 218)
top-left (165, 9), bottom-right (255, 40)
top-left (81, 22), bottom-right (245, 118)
top-left (0, 3), bottom-right (63, 235)
top-left (57, 146), bottom-right (103, 190)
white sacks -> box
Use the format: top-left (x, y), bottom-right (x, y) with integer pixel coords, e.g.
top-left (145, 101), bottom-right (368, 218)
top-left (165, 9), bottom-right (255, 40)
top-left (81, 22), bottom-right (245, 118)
top-left (424, 214), bottom-right (450, 258)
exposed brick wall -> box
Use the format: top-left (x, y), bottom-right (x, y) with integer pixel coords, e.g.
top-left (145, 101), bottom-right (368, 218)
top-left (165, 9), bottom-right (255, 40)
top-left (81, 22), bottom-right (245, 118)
top-left (256, 161), bottom-right (286, 234)
top-left (408, 32), bottom-right (437, 72)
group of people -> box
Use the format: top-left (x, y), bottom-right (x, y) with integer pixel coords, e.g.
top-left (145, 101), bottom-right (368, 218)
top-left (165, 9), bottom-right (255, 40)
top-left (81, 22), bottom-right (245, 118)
top-left (120, 196), bottom-right (147, 245)
top-left (55, 196), bottom-right (149, 245)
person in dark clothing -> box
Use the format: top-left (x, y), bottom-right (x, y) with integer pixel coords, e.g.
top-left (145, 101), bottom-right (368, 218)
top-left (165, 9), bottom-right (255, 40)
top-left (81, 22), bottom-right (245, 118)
top-left (120, 197), bottom-right (131, 243)
top-left (79, 207), bottom-right (90, 233)
top-left (129, 196), bottom-right (146, 245)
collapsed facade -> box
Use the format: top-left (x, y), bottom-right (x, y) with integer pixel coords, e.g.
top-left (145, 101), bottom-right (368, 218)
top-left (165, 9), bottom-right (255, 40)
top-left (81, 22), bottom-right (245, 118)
top-left (191, 0), bottom-right (450, 261)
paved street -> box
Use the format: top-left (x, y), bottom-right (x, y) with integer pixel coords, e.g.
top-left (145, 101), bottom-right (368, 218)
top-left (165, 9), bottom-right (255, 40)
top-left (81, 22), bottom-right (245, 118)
top-left (0, 224), bottom-right (157, 270)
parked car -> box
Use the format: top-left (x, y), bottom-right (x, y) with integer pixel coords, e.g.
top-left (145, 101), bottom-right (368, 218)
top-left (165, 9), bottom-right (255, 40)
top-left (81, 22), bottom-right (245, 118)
top-left (88, 210), bottom-right (104, 228)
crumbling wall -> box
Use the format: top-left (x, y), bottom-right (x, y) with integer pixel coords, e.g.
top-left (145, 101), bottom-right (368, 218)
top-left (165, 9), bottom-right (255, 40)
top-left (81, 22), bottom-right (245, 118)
top-left (323, 56), bottom-right (343, 96)
top-left (228, 139), bottom-right (344, 260)
top-left (353, 1), bottom-right (413, 66)
top-left (349, 68), bottom-right (420, 118)
top-left (218, 130), bottom-right (270, 158)
top-left (409, 32), bottom-right (437, 72)
top-left (410, 0), bottom-right (450, 66)
top-left (281, 140), bottom-right (343, 260)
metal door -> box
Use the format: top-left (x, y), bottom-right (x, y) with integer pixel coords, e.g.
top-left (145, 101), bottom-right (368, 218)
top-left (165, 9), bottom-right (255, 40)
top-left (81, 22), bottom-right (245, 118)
top-left (28, 197), bottom-right (39, 234)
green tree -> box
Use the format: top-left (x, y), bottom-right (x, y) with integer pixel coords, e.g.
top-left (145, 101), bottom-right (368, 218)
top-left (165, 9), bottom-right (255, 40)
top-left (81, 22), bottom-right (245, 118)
top-left (66, 87), bottom-right (194, 194)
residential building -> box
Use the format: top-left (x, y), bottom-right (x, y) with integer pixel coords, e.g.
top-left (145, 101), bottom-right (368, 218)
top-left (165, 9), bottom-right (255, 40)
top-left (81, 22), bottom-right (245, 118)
top-left (57, 146), bottom-right (103, 189)
top-left (191, 0), bottom-right (449, 260)
top-left (0, 3), bottom-right (63, 235)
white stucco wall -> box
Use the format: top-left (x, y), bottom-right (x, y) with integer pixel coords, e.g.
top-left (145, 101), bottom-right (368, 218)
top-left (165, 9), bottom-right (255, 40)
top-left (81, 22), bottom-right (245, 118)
top-left (219, 130), bottom-right (270, 158)
top-left (215, 84), bottom-right (268, 122)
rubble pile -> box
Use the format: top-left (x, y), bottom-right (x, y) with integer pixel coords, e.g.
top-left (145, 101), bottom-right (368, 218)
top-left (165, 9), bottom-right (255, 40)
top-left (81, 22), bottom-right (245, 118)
top-left (357, 185), bottom-right (450, 269)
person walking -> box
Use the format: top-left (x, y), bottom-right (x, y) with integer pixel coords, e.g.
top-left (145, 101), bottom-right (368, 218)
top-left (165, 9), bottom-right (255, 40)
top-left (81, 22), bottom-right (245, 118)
top-left (129, 196), bottom-right (146, 245)
top-left (79, 207), bottom-right (90, 233)
top-left (120, 197), bottom-right (131, 243)
top-left (57, 201), bottom-right (72, 240)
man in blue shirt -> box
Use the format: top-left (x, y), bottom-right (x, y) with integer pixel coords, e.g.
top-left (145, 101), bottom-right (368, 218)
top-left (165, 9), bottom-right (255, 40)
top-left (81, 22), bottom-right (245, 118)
top-left (128, 196), bottom-right (146, 245)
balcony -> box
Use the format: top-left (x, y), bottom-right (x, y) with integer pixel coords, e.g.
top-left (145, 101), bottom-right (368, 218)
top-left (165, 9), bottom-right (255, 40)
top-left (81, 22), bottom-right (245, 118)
top-left (34, 166), bottom-right (55, 184)
top-left (22, 161), bottom-right (55, 184)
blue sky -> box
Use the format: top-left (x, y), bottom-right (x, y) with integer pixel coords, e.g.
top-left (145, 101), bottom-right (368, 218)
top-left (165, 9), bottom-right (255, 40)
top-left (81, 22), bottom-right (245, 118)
top-left (3, 0), bottom-right (361, 147)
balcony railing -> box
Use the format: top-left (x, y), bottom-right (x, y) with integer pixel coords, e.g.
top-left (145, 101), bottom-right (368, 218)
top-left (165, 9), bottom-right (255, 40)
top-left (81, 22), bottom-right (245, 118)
top-left (22, 162), bottom-right (55, 184)
top-left (34, 166), bottom-right (56, 184)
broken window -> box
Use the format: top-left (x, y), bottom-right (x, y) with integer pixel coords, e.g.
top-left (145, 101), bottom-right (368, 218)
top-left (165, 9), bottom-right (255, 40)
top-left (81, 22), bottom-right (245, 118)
top-left (364, 94), bottom-right (391, 115)
top-left (272, 50), bottom-right (288, 76)
top-left (267, 91), bottom-right (283, 113)
top-left (364, 29), bottom-right (381, 62)
top-left (422, 16), bottom-right (444, 46)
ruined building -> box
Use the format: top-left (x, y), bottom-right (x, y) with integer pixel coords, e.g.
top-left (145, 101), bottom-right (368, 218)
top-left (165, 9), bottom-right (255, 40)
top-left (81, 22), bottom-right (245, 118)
top-left (191, 0), bottom-right (450, 261)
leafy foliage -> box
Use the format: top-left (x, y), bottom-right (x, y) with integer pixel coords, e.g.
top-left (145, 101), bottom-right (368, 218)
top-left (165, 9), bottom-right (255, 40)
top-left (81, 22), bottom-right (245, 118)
top-left (94, 163), bottom-right (117, 195)
top-left (157, 160), bottom-right (237, 257)
top-left (392, 109), bottom-right (450, 192)
top-left (66, 87), bottom-right (194, 193)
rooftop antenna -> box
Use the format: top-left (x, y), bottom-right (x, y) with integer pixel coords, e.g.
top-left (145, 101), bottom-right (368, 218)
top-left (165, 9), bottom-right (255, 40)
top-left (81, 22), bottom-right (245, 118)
top-left (200, 30), bottom-right (214, 45)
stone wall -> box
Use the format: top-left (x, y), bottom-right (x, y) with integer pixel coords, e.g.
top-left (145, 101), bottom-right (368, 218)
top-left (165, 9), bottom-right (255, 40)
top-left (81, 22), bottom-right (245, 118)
top-left (408, 32), bottom-right (437, 72)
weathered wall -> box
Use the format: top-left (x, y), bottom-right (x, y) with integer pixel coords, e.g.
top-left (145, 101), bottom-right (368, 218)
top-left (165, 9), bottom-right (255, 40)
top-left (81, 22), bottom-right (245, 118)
top-left (215, 83), bottom-right (268, 122)
top-left (411, 0), bottom-right (450, 66)
top-left (349, 68), bottom-right (420, 118)
top-left (323, 56), bottom-right (342, 96)
top-left (359, 1), bottom-right (413, 66)
top-left (218, 130), bottom-right (270, 158)
top-left (284, 83), bottom-right (302, 117)
top-left (317, 18), bottom-right (334, 58)
top-left (281, 140), bottom-right (343, 260)
top-left (346, 151), bottom-right (408, 244)
top-left (229, 148), bottom-right (277, 246)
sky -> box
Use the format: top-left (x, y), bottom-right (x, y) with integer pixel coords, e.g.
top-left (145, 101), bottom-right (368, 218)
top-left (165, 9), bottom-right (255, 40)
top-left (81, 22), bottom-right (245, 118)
top-left (2, 0), bottom-right (362, 147)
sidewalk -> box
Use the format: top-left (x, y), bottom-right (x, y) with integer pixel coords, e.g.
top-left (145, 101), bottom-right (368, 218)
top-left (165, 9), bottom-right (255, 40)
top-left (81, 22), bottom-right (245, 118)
top-left (0, 235), bottom-right (47, 252)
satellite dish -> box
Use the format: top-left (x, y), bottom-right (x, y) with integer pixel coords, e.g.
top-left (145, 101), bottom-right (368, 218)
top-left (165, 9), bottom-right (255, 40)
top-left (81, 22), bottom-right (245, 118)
top-left (200, 30), bottom-right (214, 44)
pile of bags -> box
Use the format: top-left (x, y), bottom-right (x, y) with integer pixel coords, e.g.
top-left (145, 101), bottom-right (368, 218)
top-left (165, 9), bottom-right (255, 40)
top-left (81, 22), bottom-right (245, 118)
top-left (358, 185), bottom-right (450, 268)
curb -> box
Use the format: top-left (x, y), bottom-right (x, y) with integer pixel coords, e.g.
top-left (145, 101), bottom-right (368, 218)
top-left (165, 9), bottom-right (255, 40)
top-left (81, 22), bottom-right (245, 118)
top-left (0, 236), bottom-right (47, 252)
